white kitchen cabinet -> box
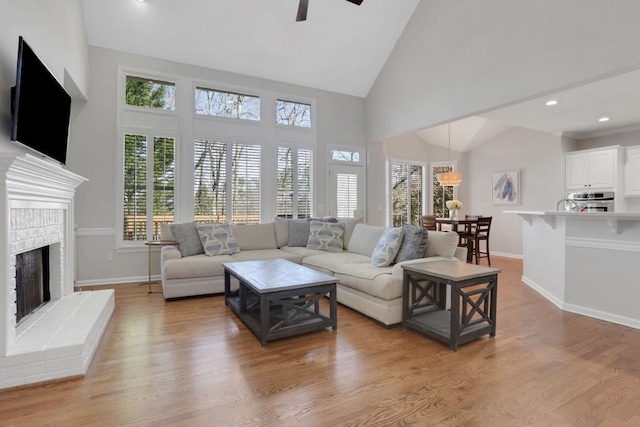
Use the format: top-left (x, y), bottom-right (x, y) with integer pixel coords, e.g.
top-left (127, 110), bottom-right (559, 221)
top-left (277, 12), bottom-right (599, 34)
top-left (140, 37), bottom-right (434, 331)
top-left (624, 146), bottom-right (640, 196)
top-left (565, 148), bottom-right (615, 190)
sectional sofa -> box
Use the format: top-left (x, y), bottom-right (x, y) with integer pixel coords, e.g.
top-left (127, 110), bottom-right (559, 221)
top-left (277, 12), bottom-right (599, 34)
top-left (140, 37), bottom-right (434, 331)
top-left (160, 218), bottom-right (466, 326)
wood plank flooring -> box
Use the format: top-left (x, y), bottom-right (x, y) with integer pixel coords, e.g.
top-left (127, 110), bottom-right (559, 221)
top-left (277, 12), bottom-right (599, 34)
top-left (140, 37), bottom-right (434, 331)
top-left (1, 257), bottom-right (640, 426)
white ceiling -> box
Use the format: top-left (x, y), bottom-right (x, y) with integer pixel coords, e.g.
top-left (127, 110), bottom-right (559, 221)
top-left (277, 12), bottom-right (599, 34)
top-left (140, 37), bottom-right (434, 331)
top-left (80, 0), bottom-right (640, 150)
top-left (80, 0), bottom-right (420, 97)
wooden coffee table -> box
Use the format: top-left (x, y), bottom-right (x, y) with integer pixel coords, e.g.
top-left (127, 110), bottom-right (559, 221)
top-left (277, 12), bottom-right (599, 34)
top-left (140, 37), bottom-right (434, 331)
top-left (223, 259), bottom-right (338, 346)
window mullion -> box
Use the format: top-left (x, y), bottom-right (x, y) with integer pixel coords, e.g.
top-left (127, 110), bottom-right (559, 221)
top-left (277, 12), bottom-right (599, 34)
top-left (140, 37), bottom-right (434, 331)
top-left (146, 134), bottom-right (154, 241)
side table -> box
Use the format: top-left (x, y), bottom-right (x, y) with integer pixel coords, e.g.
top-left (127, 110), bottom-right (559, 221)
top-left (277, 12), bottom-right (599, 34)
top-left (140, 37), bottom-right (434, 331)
top-left (402, 260), bottom-right (501, 351)
top-left (142, 240), bottom-right (179, 294)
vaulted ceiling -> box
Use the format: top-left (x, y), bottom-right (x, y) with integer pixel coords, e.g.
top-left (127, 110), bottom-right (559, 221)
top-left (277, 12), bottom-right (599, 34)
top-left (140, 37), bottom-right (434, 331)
top-left (81, 0), bottom-right (640, 151)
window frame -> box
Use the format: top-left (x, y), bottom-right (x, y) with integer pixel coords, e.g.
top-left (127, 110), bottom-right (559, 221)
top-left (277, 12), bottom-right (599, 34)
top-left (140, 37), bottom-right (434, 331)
top-left (117, 126), bottom-right (178, 248)
top-left (276, 144), bottom-right (314, 219)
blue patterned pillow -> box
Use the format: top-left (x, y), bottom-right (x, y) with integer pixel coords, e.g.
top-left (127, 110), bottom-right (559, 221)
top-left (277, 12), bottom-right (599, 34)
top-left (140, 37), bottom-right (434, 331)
top-left (394, 224), bottom-right (428, 263)
top-left (370, 227), bottom-right (404, 267)
top-left (196, 223), bottom-right (240, 256)
top-left (307, 221), bottom-right (344, 252)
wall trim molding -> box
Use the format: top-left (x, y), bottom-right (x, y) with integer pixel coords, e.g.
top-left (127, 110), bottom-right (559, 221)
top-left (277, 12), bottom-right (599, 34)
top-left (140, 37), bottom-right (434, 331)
top-left (566, 237), bottom-right (640, 253)
top-left (521, 275), bottom-right (640, 330)
top-left (76, 228), bottom-right (116, 236)
top-left (491, 251), bottom-right (522, 259)
top-left (75, 275), bottom-right (154, 287)
top-left (521, 276), bottom-right (564, 309)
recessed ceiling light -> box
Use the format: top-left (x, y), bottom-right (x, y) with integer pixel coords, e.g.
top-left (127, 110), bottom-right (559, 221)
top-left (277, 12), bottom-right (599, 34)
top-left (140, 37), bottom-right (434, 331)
top-left (545, 100), bottom-right (558, 106)
top-left (598, 117), bottom-right (610, 122)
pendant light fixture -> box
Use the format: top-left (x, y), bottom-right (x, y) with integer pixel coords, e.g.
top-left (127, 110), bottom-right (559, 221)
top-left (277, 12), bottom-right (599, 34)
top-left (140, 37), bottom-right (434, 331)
top-left (436, 123), bottom-right (462, 186)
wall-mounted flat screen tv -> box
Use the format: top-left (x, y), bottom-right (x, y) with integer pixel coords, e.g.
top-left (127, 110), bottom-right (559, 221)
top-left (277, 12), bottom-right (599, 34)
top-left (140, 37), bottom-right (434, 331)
top-left (10, 36), bottom-right (71, 165)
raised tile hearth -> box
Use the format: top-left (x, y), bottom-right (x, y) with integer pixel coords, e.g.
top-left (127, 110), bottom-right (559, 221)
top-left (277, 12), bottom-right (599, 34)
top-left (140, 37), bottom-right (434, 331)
top-left (0, 153), bottom-right (114, 389)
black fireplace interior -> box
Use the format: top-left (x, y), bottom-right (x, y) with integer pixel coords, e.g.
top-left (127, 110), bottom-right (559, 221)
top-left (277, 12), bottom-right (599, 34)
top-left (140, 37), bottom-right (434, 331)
top-left (16, 246), bottom-right (50, 324)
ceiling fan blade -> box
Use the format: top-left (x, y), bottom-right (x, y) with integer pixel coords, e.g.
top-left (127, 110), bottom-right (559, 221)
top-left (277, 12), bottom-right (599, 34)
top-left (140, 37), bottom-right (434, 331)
top-left (345, 0), bottom-right (363, 5)
top-left (296, 0), bottom-right (308, 22)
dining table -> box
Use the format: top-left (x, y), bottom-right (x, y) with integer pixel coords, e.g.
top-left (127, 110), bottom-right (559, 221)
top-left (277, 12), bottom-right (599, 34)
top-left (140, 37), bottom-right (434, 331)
top-left (434, 218), bottom-right (477, 263)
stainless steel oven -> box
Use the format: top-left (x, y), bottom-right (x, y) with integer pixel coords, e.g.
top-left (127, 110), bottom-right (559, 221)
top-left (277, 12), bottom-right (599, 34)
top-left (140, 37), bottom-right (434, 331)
top-left (567, 191), bottom-right (615, 212)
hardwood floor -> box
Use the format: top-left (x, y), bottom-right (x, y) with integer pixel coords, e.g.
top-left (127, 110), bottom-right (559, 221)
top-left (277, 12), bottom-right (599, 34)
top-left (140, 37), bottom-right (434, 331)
top-left (1, 257), bottom-right (640, 426)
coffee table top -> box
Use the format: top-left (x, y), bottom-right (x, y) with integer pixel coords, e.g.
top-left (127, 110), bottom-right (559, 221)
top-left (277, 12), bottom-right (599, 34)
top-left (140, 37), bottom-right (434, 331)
top-left (402, 260), bottom-right (501, 281)
top-left (223, 259), bottom-right (338, 293)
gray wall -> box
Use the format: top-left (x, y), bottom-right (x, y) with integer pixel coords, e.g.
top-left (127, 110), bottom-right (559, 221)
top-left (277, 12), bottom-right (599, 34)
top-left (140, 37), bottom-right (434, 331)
top-left (577, 129), bottom-right (640, 150)
top-left (466, 127), bottom-right (565, 257)
top-left (365, 0), bottom-right (640, 143)
top-left (71, 47), bottom-right (367, 285)
top-left (0, 0), bottom-right (89, 156)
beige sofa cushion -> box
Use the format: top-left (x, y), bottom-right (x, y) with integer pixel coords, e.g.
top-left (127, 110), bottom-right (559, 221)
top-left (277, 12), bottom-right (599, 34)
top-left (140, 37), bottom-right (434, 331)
top-left (280, 246), bottom-right (327, 258)
top-left (334, 272), bottom-right (401, 301)
top-left (303, 252), bottom-right (389, 280)
top-left (163, 253), bottom-right (235, 280)
top-left (347, 224), bottom-right (386, 257)
top-left (274, 217), bottom-right (289, 248)
top-left (425, 230), bottom-right (459, 258)
top-left (336, 217), bottom-right (363, 250)
top-left (231, 249), bottom-right (301, 264)
top-left (232, 223), bottom-right (277, 250)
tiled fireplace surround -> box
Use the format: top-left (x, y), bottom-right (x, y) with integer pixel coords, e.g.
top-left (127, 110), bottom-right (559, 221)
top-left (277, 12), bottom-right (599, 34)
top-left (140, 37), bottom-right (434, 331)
top-left (0, 153), bottom-right (114, 389)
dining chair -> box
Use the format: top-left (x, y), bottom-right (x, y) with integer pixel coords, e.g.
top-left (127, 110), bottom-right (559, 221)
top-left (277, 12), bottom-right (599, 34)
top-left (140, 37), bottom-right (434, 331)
top-left (421, 215), bottom-right (437, 231)
top-left (470, 216), bottom-right (492, 266)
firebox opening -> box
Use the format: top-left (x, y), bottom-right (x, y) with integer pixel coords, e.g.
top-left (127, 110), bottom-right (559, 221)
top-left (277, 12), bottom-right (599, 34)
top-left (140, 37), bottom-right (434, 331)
top-left (15, 246), bottom-right (50, 325)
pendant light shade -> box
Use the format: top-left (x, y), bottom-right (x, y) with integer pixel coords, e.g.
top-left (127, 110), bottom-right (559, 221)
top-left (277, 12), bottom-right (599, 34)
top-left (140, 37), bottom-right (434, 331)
top-left (436, 170), bottom-right (462, 186)
top-left (437, 123), bottom-right (462, 186)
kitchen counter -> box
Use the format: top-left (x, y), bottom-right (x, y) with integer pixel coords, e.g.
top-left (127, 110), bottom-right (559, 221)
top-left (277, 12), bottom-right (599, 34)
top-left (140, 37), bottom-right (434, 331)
top-left (507, 210), bottom-right (640, 330)
top-left (504, 210), bottom-right (640, 234)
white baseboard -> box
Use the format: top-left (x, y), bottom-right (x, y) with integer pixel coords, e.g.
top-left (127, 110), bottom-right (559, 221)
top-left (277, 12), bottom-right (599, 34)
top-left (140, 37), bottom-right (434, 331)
top-left (521, 275), bottom-right (640, 330)
top-left (491, 251), bottom-right (522, 259)
top-left (75, 274), bottom-right (158, 287)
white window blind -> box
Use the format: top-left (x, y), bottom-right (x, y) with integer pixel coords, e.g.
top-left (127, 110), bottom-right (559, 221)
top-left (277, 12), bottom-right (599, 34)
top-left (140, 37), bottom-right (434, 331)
top-left (123, 134), bottom-right (175, 241)
top-left (277, 147), bottom-right (313, 218)
top-left (194, 140), bottom-right (261, 224)
top-left (432, 164), bottom-right (455, 218)
top-left (391, 162), bottom-right (424, 227)
top-left (336, 173), bottom-right (358, 218)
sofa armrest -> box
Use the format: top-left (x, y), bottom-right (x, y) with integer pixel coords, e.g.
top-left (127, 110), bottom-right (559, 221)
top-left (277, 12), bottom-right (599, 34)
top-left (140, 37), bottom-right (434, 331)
top-left (161, 246), bottom-right (182, 264)
top-left (454, 246), bottom-right (467, 262)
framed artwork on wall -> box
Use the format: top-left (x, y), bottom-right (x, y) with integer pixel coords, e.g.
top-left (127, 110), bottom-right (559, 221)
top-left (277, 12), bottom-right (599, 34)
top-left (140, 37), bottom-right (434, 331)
top-left (492, 170), bottom-right (520, 205)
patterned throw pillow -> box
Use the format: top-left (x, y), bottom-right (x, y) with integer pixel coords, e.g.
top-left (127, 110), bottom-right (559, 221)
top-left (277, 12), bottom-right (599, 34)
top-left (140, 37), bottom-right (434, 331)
top-left (394, 224), bottom-right (428, 263)
top-left (288, 220), bottom-right (311, 247)
top-left (306, 221), bottom-right (345, 252)
top-left (196, 223), bottom-right (240, 256)
top-left (169, 222), bottom-right (204, 257)
top-left (370, 227), bottom-right (404, 267)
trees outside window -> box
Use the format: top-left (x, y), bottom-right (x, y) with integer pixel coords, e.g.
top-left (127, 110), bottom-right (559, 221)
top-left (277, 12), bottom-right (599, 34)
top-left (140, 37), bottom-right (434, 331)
top-left (194, 140), bottom-right (261, 224)
top-left (391, 162), bottom-right (424, 227)
top-left (432, 164), bottom-right (455, 218)
top-left (277, 147), bottom-right (313, 218)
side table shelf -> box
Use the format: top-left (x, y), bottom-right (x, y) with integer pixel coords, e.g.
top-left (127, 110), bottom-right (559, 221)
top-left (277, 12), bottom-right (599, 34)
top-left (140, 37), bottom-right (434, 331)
top-left (142, 240), bottom-right (179, 294)
top-left (402, 260), bottom-right (501, 351)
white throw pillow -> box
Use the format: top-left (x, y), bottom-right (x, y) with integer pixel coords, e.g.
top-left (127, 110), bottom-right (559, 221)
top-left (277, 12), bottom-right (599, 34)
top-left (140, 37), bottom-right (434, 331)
top-left (370, 227), bottom-right (404, 267)
top-left (196, 223), bottom-right (240, 256)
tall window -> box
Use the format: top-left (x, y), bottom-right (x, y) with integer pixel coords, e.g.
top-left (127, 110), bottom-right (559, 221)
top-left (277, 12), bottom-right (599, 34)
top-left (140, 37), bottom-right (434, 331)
top-left (391, 162), bottom-right (424, 227)
top-left (432, 164), bottom-right (455, 218)
top-left (195, 88), bottom-right (260, 121)
top-left (123, 134), bottom-right (175, 241)
top-left (277, 147), bottom-right (313, 218)
top-left (276, 100), bottom-right (312, 128)
top-left (194, 140), bottom-right (261, 224)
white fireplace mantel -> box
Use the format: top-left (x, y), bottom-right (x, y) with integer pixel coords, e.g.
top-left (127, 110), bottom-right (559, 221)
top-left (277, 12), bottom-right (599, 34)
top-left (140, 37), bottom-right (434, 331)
top-left (0, 153), bottom-right (114, 390)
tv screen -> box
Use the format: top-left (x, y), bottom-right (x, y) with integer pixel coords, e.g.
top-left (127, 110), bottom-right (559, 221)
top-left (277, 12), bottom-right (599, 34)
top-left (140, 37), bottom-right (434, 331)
top-left (10, 36), bottom-right (71, 165)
